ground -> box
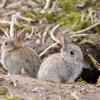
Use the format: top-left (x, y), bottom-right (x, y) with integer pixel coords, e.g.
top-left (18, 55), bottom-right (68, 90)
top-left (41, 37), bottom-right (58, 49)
top-left (0, 69), bottom-right (99, 100)
top-left (0, 67), bottom-right (100, 100)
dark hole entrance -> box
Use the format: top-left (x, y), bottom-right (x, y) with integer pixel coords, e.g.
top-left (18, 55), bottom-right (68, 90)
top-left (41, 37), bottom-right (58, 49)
top-left (79, 68), bottom-right (100, 84)
top-left (78, 44), bottom-right (100, 84)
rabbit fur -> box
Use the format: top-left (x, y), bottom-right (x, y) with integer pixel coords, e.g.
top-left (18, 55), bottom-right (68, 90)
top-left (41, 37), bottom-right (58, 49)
top-left (1, 30), bottom-right (41, 78)
top-left (38, 32), bottom-right (83, 83)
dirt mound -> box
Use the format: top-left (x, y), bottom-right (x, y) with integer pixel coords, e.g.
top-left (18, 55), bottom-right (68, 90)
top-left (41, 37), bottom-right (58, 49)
top-left (0, 72), bottom-right (100, 100)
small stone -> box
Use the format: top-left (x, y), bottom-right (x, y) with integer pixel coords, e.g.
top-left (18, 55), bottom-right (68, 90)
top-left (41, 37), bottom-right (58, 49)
top-left (35, 39), bottom-right (41, 46)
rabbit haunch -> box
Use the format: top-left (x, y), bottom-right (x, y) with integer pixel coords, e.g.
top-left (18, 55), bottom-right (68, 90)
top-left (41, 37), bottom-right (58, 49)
top-left (38, 33), bottom-right (83, 83)
top-left (1, 30), bottom-right (41, 78)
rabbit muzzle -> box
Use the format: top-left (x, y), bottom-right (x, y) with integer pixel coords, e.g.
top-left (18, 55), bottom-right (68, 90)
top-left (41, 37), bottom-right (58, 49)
top-left (76, 57), bottom-right (83, 63)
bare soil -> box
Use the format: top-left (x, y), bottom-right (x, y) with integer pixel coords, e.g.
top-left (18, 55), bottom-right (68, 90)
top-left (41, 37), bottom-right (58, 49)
top-left (0, 65), bottom-right (100, 100)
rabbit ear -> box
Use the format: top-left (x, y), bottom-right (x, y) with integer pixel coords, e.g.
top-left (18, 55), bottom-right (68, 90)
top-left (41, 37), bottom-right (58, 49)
top-left (17, 29), bottom-right (26, 41)
top-left (59, 33), bottom-right (65, 49)
top-left (13, 31), bottom-right (17, 40)
top-left (59, 31), bottom-right (71, 48)
top-left (64, 30), bottom-right (72, 44)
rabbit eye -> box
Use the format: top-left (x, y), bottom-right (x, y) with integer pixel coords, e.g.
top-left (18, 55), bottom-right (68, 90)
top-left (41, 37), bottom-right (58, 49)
top-left (70, 50), bottom-right (74, 55)
top-left (5, 41), bottom-right (8, 45)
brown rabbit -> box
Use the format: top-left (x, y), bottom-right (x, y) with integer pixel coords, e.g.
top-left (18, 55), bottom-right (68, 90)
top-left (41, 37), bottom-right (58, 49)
top-left (38, 32), bottom-right (83, 83)
top-left (1, 29), bottom-right (41, 78)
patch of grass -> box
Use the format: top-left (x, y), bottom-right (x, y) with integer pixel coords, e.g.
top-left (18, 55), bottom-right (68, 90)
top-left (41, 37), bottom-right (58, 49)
top-left (34, 0), bottom-right (100, 30)
top-left (36, 13), bottom-right (57, 24)
top-left (27, 27), bottom-right (32, 33)
top-left (58, 12), bottom-right (81, 28)
top-left (59, 0), bottom-right (99, 12)
top-left (5, 95), bottom-right (20, 100)
top-left (37, 13), bottom-right (44, 19)
top-left (35, 79), bottom-right (62, 88)
top-left (14, 25), bottom-right (23, 31)
top-left (46, 13), bottom-right (56, 24)
top-left (93, 24), bottom-right (100, 34)
top-left (59, 0), bottom-right (81, 12)
top-left (0, 88), bottom-right (5, 95)
top-left (20, 9), bottom-right (34, 19)
top-left (77, 77), bottom-right (87, 84)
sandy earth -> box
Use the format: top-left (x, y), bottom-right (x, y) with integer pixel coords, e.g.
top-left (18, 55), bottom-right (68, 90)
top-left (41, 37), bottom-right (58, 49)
top-left (0, 66), bottom-right (100, 100)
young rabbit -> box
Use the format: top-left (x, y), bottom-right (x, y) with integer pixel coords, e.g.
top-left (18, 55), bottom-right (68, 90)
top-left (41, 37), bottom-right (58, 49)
top-left (38, 33), bottom-right (83, 83)
top-left (1, 29), bottom-right (41, 78)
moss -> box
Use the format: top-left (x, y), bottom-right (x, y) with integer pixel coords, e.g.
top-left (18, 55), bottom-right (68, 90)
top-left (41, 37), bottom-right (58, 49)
top-left (31, 40), bottom-right (34, 42)
top-left (77, 77), bottom-right (87, 84)
top-left (37, 27), bottom-right (41, 32)
top-left (20, 20), bottom-right (28, 25)
top-left (55, 14), bottom-right (65, 22)
top-left (34, 0), bottom-right (99, 28)
top-left (14, 25), bottom-right (22, 31)
top-left (37, 13), bottom-right (44, 19)
top-left (59, 0), bottom-right (79, 12)
top-left (73, 20), bottom-right (90, 31)
top-left (14, 0), bottom-right (100, 37)
top-left (5, 95), bottom-right (20, 100)
top-left (59, 0), bottom-right (89, 12)
top-left (46, 13), bottom-right (56, 24)
top-left (80, 89), bottom-right (87, 95)
top-left (27, 27), bottom-right (32, 33)
top-left (56, 9), bottom-right (92, 31)
top-left (56, 0), bottom-right (100, 32)
top-left (93, 25), bottom-right (100, 33)
top-left (51, 47), bottom-right (56, 52)
top-left (57, 12), bottom-right (81, 28)
top-left (93, 37), bottom-right (100, 48)
top-left (36, 13), bottom-right (56, 24)
top-left (35, 80), bottom-right (62, 88)
top-left (0, 88), bottom-right (5, 95)
top-left (0, 88), bottom-right (20, 100)
top-left (67, 12), bottom-right (81, 28)
top-left (22, 12), bottom-right (33, 19)
top-left (59, 0), bottom-right (99, 12)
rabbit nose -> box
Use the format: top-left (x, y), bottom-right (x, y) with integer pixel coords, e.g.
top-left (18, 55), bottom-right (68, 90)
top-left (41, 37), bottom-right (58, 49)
top-left (76, 57), bottom-right (83, 62)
